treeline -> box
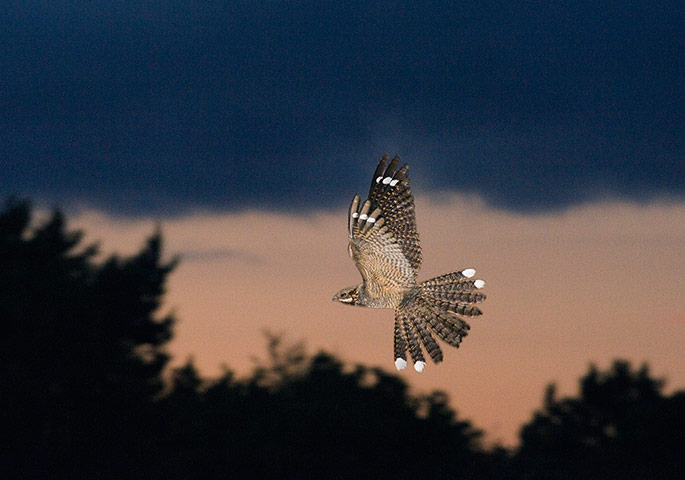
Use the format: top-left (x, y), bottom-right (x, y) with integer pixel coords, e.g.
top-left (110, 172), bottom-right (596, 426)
top-left (1, 198), bottom-right (683, 479)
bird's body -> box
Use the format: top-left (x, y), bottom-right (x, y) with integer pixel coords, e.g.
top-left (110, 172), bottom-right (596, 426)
top-left (333, 155), bottom-right (486, 372)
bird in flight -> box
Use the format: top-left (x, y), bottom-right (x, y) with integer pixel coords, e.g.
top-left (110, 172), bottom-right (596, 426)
top-left (333, 155), bottom-right (486, 373)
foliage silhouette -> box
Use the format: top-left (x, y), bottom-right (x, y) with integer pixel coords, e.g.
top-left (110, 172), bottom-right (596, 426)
top-left (516, 360), bottom-right (685, 479)
top-left (1, 198), bottom-right (176, 478)
top-left (153, 333), bottom-right (497, 479)
top-left (1, 198), bottom-right (683, 479)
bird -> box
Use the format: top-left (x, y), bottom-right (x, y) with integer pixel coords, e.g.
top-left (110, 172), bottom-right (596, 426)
top-left (332, 155), bottom-right (486, 373)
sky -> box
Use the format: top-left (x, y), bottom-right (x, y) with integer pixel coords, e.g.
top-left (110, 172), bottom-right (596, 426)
top-left (2, 0), bottom-right (683, 214)
top-left (69, 199), bottom-right (685, 447)
top-left (2, 1), bottom-right (684, 446)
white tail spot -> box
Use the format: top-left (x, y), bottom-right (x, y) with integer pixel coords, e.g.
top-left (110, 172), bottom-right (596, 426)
top-left (367, 217), bottom-right (376, 223)
top-left (462, 268), bottom-right (476, 278)
top-left (390, 179), bottom-right (399, 186)
top-left (376, 176), bottom-right (383, 183)
top-left (474, 279), bottom-right (485, 289)
top-left (395, 358), bottom-right (407, 371)
top-left (359, 214), bottom-right (368, 220)
top-left (382, 176), bottom-right (392, 184)
top-left (352, 212), bottom-right (359, 218)
top-left (414, 361), bottom-right (426, 373)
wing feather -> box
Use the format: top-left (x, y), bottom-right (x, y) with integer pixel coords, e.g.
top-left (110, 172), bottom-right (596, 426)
top-left (366, 156), bottom-right (421, 271)
top-left (346, 155), bottom-right (422, 300)
top-left (349, 209), bottom-right (414, 299)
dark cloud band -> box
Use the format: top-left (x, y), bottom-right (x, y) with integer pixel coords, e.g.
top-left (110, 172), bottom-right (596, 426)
top-left (2, 1), bottom-right (682, 215)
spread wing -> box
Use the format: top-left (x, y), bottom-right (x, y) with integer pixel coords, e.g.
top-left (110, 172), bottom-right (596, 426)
top-left (347, 155), bottom-right (422, 299)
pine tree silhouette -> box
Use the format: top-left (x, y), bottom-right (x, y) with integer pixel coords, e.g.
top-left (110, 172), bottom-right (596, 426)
top-left (1, 198), bottom-right (176, 479)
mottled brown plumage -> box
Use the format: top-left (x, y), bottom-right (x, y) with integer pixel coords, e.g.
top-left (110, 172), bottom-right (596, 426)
top-left (332, 155), bottom-right (486, 372)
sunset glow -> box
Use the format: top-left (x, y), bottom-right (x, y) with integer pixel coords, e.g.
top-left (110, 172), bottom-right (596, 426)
top-left (71, 197), bottom-right (685, 446)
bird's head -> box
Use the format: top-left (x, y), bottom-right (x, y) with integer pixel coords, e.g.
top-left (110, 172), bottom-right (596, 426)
top-left (332, 286), bottom-right (359, 305)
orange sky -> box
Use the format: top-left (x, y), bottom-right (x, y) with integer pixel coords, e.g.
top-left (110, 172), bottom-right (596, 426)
top-left (71, 197), bottom-right (685, 446)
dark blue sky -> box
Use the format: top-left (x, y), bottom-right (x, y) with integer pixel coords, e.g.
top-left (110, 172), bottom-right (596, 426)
top-left (2, 1), bottom-right (683, 215)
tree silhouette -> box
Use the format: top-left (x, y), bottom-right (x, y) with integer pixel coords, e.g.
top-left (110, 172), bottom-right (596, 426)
top-left (153, 333), bottom-right (496, 480)
top-left (1, 198), bottom-right (176, 479)
top-left (516, 360), bottom-right (685, 479)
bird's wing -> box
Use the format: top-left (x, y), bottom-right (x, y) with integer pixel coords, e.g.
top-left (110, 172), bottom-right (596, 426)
top-left (347, 155), bottom-right (422, 298)
top-left (366, 155), bottom-right (422, 271)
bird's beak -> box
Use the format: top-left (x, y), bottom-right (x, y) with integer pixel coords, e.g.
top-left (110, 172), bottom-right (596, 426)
top-left (331, 295), bottom-right (338, 302)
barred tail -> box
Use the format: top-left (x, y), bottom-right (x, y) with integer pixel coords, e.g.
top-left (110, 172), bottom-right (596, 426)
top-left (393, 269), bottom-right (486, 373)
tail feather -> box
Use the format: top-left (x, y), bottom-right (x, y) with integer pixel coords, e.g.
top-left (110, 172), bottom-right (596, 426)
top-left (393, 270), bottom-right (485, 371)
top-left (413, 317), bottom-right (443, 363)
top-left (432, 299), bottom-right (482, 317)
top-left (420, 271), bottom-right (486, 307)
top-left (422, 312), bottom-right (465, 348)
top-left (399, 314), bottom-right (425, 365)
top-left (414, 296), bottom-right (469, 348)
top-left (393, 318), bottom-right (407, 362)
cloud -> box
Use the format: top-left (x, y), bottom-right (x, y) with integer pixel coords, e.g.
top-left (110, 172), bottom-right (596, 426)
top-left (2, 1), bottom-right (683, 215)
top-left (179, 248), bottom-right (259, 264)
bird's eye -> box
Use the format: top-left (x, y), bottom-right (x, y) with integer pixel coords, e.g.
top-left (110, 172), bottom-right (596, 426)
top-left (340, 292), bottom-right (347, 297)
